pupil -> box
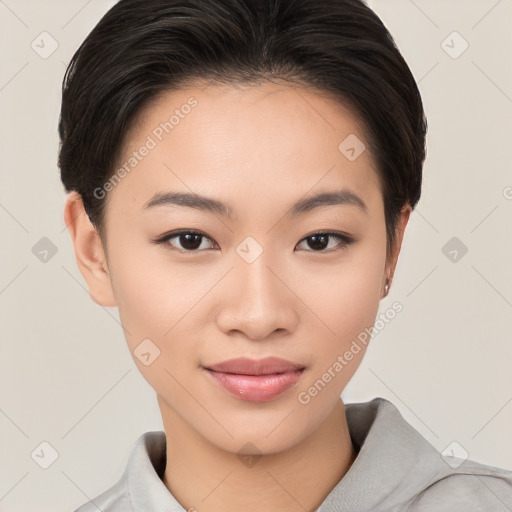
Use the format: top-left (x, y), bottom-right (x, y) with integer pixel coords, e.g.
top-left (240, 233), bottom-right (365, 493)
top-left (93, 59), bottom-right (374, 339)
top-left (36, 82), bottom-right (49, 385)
top-left (308, 234), bottom-right (328, 251)
top-left (181, 233), bottom-right (202, 250)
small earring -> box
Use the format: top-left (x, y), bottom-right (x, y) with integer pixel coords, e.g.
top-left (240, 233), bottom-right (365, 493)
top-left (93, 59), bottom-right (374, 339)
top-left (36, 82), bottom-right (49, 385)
top-left (383, 278), bottom-right (390, 297)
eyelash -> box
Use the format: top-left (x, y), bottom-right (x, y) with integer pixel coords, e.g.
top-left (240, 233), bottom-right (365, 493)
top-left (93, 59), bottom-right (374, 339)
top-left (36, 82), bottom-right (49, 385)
top-left (153, 229), bottom-right (355, 254)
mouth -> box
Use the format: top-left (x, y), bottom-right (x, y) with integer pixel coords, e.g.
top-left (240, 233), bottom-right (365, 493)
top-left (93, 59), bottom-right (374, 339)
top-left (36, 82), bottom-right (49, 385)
top-left (203, 357), bottom-right (306, 402)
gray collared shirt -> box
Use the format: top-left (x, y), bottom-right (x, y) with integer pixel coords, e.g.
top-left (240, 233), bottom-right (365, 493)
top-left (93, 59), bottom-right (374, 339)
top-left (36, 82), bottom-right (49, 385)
top-left (73, 398), bottom-right (512, 511)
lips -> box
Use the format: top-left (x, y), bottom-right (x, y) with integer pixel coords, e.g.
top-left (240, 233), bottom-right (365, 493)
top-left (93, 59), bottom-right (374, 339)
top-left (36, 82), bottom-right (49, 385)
top-left (204, 357), bottom-right (306, 402)
top-left (207, 356), bottom-right (305, 375)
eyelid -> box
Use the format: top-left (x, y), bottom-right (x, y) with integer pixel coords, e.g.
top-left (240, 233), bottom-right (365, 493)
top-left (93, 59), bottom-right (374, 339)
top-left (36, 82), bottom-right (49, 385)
top-left (296, 231), bottom-right (354, 252)
top-left (154, 229), bottom-right (217, 251)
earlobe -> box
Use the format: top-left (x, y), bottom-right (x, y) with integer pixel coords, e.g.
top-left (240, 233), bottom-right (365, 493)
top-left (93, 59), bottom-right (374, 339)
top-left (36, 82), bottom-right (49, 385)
top-left (63, 192), bottom-right (116, 307)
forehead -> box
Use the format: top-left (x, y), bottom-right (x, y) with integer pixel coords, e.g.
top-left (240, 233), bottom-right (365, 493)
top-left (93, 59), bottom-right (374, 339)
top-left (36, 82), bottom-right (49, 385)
top-left (107, 81), bottom-right (382, 219)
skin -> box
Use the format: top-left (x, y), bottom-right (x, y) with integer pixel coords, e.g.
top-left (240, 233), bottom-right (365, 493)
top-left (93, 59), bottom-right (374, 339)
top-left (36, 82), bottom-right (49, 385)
top-left (64, 81), bottom-right (410, 512)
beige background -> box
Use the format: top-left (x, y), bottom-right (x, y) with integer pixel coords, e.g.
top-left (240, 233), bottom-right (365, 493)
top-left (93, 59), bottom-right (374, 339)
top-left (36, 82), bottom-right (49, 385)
top-left (1, 1), bottom-right (511, 511)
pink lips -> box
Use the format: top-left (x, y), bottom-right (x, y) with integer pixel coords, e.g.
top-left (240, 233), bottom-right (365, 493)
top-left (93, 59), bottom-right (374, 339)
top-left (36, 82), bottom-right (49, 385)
top-left (204, 357), bottom-right (305, 402)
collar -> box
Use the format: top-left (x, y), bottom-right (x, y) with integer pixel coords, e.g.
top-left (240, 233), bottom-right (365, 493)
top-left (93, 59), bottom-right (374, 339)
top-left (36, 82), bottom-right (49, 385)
top-left (123, 398), bottom-right (450, 511)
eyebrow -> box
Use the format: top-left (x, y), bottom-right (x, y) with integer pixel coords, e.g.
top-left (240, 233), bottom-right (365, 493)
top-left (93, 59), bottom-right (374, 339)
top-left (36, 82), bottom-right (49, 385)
top-left (142, 188), bottom-right (368, 220)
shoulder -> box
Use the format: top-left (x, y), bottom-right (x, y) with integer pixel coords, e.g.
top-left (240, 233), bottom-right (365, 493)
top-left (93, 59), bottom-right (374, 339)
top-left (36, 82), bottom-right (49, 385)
top-left (71, 430), bottom-right (168, 512)
top-left (72, 476), bottom-right (131, 512)
top-left (343, 398), bottom-right (512, 512)
top-left (407, 462), bottom-right (512, 511)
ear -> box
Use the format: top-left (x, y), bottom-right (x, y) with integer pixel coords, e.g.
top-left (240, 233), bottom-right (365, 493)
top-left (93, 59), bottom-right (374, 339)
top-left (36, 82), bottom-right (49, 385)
top-left (63, 192), bottom-right (116, 307)
top-left (382, 203), bottom-right (411, 297)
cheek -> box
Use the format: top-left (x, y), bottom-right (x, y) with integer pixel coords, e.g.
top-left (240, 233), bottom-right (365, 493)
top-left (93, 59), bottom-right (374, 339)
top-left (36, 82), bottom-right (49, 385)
top-left (294, 275), bottom-right (382, 441)
top-left (106, 244), bottom-right (204, 395)
top-left (304, 243), bottom-right (385, 340)
top-left (106, 234), bottom-right (186, 347)
top-left (106, 234), bottom-right (224, 373)
top-left (299, 234), bottom-right (385, 392)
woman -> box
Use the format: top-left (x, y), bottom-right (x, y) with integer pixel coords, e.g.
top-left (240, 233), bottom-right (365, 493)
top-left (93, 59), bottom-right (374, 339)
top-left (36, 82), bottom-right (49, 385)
top-left (59, 0), bottom-right (512, 510)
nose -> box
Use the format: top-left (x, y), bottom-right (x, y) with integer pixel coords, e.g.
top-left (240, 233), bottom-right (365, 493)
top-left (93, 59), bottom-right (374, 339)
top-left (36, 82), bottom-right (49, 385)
top-left (215, 252), bottom-right (299, 341)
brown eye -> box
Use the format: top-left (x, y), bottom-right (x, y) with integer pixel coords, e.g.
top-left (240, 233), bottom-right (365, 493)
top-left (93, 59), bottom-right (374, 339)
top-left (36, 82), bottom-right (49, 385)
top-left (296, 232), bottom-right (354, 252)
top-left (154, 230), bottom-right (354, 253)
top-left (156, 230), bottom-right (216, 252)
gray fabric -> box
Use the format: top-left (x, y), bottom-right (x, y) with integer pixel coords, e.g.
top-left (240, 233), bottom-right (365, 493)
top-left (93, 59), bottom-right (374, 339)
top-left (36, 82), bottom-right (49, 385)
top-left (73, 398), bottom-right (512, 511)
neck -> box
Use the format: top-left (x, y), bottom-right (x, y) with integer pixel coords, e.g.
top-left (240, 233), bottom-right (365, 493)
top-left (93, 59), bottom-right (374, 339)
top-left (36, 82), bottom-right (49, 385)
top-left (159, 398), bottom-right (356, 512)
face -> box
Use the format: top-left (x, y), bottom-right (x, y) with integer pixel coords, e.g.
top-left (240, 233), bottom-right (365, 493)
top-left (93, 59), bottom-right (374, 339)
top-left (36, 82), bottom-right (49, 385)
top-left (75, 81), bottom-right (404, 455)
